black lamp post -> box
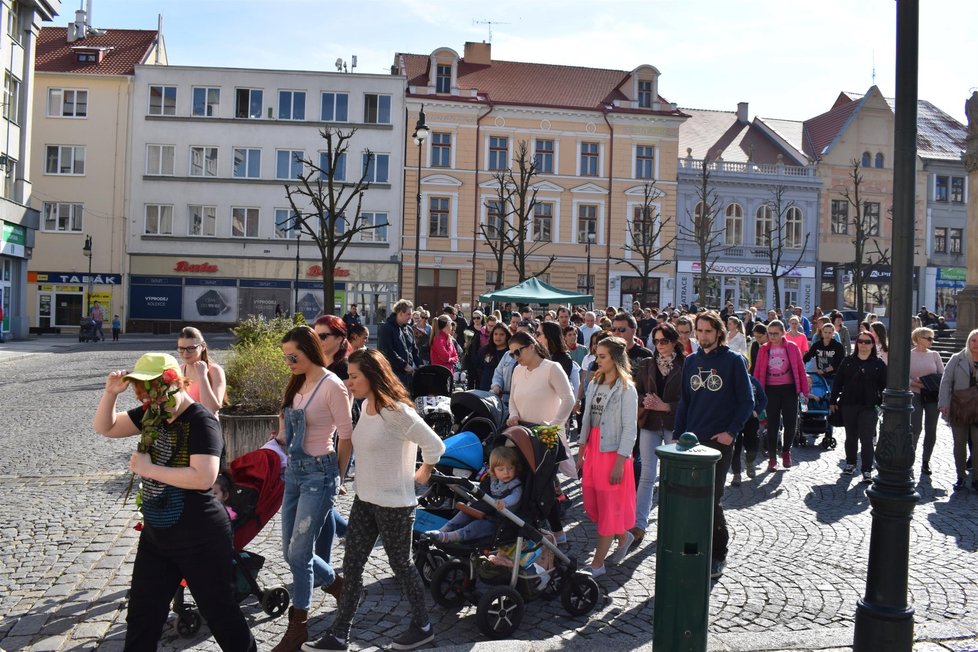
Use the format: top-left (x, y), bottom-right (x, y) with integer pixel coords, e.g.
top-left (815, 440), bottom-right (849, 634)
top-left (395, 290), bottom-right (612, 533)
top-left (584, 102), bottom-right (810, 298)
top-left (853, 1), bottom-right (919, 649)
top-left (294, 228), bottom-right (301, 318)
top-left (585, 231), bottom-right (595, 310)
top-left (411, 105), bottom-right (429, 304)
top-left (82, 234), bottom-right (93, 314)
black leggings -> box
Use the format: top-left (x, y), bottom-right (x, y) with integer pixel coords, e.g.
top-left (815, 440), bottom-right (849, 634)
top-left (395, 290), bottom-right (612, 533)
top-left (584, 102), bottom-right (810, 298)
top-left (842, 404), bottom-right (878, 472)
top-left (732, 416), bottom-right (760, 474)
top-left (765, 384), bottom-right (798, 456)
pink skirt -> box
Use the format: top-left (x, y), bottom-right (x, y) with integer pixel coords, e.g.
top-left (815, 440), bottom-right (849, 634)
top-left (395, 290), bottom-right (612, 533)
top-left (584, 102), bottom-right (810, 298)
top-left (581, 427), bottom-right (636, 537)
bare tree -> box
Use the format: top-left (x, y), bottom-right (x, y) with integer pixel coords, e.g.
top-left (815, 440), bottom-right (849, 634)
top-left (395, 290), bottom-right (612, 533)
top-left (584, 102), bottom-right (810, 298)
top-left (284, 128), bottom-right (383, 310)
top-left (495, 140), bottom-right (555, 282)
top-left (609, 181), bottom-right (676, 303)
top-left (839, 160), bottom-right (890, 315)
top-left (677, 162), bottom-right (725, 307)
top-left (480, 173), bottom-right (516, 290)
top-left (758, 185), bottom-right (811, 311)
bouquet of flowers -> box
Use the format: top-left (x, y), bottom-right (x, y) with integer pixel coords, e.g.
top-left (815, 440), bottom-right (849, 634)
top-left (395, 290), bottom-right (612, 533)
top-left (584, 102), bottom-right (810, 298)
top-left (532, 424), bottom-right (560, 449)
top-left (126, 368), bottom-right (181, 509)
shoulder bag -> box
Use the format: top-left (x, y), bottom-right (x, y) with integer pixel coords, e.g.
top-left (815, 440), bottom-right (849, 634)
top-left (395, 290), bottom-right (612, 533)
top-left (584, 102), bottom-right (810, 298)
top-left (949, 359), bottom-right (978, 426)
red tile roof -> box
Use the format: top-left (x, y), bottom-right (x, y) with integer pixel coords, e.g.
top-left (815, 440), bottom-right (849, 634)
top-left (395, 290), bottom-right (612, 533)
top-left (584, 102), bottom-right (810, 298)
top-left (36, 27), bottom-right (159, 76)
top-left (842, 92), bottom-right (967, 161)
top-left (801, 97), bottom-right (863, 159)
top-left (397, 53), bottom-right (683, 116)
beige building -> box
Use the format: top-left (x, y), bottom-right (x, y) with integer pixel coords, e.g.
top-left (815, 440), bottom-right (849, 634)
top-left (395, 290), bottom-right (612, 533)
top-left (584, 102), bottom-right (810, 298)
top-left (394, 43), bottom-right (686, 310)
top-left (27, 13), bottom-right (164, 332)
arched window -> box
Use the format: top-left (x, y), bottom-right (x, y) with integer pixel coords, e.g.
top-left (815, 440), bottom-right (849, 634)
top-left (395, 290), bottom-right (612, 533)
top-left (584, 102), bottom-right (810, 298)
top-left (755, 204), bottom-right (774, 246)
top-left (875, 152), bottom-right (884, 168)
top-left (724, 203), bottom-right (743, 246)
top-left (785, 206), bottom-right (803, 248)
top-left (861, 151), bottom-right (871, 167)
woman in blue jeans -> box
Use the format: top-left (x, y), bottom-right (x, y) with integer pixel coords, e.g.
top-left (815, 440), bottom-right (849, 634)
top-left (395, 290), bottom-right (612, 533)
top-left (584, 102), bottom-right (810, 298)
top-left (273, 326), bottom-right (353, 652)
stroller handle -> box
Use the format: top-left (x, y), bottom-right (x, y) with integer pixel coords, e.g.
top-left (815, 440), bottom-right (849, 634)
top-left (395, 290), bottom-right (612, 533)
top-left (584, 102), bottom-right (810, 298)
top-left (427, 469), bottom-right (484, 499)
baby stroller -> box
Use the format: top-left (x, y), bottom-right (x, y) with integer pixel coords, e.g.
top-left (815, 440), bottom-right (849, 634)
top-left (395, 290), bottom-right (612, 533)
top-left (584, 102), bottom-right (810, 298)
top-left (172, 448), bottom-right (290, 636)
top-left (423, 426), bottom-right (601, 639)
top-left (412, 365), bottom-right (455, 439)
top-left (78, 317), bottom-right (99, 342)
top-left (451, 390), bottom-right (506, 443)
top-left (795, 373), bottom-right (836, 450)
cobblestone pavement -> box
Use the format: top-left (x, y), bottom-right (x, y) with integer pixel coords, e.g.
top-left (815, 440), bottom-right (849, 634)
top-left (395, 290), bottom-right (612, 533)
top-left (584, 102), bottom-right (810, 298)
top-left (1, 337), bottom-right (977, 651)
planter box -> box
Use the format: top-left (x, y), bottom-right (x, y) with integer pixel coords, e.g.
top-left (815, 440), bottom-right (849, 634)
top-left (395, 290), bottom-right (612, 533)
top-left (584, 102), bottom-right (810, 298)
top-left (219, 413), bottom-right (279, 462)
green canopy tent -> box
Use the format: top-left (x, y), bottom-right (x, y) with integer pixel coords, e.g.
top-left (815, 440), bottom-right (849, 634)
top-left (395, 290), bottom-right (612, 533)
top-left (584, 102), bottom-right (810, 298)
top-left (478, 277), bottom-right (593, 306)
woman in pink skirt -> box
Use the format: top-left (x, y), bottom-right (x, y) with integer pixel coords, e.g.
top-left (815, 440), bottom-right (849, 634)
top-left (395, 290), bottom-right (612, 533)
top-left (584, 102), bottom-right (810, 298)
top-left (575, 336), bottom-right (639, 576)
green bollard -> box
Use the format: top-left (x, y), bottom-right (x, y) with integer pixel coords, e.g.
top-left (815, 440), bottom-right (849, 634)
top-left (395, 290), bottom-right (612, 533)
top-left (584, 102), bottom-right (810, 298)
top-left (653, 432), bottom-right (721, 652)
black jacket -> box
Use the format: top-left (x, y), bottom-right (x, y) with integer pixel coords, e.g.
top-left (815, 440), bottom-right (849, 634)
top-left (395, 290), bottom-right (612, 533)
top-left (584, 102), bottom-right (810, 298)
top-left (804, 338), bottom-right (846, 375)
top-left (378, 314), bottom-right (421, 385)
top-left (634, 354), bottom-right (684, 432)
top-left (830, 355), bottom-right (887, 407)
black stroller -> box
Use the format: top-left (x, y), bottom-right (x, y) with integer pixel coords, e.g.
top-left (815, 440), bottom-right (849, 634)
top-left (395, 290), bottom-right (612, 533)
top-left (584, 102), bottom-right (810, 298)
top-left (424, 426), bottom-right (601, 638)
top-left (412, 365), bottom-right (455, 439)
top-left (450, 389), bottom-right (506, 443)
top-left (78, 317), bottom-right (99, 342)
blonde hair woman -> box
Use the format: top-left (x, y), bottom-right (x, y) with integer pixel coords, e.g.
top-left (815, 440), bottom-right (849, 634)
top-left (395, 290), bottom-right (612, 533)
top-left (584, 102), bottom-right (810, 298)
top-left (909, 326), bottom-right (943, 476)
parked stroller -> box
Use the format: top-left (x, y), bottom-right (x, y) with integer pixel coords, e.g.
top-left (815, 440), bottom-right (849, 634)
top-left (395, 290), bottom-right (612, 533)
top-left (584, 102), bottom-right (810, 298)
top-left (450, 390), bottom-right (506, 443)
top-left (423, 425), bottom-right (601, 639)
top-left (172, 448), bottom-right (290, 636)
top-left (78, 317), bottom-right (99, 342)
top-left (795, 373), bottom-right (836, 450)
top-left (412, 365), bottom-right (455, 439)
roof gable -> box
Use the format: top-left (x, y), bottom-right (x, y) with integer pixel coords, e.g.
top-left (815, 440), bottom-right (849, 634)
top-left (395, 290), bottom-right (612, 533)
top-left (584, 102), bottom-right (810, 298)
top-left (36, 27), bottom-right (160, 76)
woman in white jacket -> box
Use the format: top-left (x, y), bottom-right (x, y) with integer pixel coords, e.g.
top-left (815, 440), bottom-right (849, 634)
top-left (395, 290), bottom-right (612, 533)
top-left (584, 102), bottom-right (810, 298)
top-left (726, 316), bottom-right (748, 357)
top-left (937, 329), bottom-right (978, 491)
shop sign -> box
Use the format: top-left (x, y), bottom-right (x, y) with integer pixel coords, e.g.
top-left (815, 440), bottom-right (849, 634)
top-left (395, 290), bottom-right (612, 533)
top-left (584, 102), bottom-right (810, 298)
top-left (306, 265), bottom-right (351, 278)
top-left (38, 284), bottom-right (84, 292)
top-left (31, 271), bottom-right (122, 285)
top-left (677, 260), bottom-right (814, 278)
top-left (174, 260), bottom-right (219, 273)
top-left (1, 222), bottom-right (26, 257)
top-left (938, 267), bottom-right (966, 282)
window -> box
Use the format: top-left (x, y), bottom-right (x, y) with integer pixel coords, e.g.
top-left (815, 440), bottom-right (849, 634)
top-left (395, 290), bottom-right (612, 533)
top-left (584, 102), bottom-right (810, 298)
top-left (785, 206), bottom-right (803, 249)
top-left (1, 160), bottom-right (13, 200)
top-left (863, 202), bottom-right (881, 236)
top-left (320, 151), bottom-right (347, 181)
top-left (232, 207), bottom-right (259, 238)
top-left (359, 212), bottom-right (389, 242)
top-left (188, 205), bottom-right (216, 236)
top-left (951, 177), bottom-right (965, 203)
top-left (192, 87), bottom-right (220, 117)
top-left (363, 94), bottom-right (391, 124)
top-left (875, 152), bottom-right (884, 168)
top-left (861, 151), bottom-right (871, 167)
top-left (235, 88), bottom-right (263, 119)
top-left (42, 202), bottom-right (83, 232)
top-left (189, 146), bottom-right (218, 177)
top-left (431, 133), bottom-right (451, 167)
top-left (637, 79), bottom-right (653, 108)
top-left (635, 145), bottom-right (655, 179)
top-left (146, 144), bottom-right (175, 176)
top-left (486, 200), bottom-right (505, 239)
top-left (950, 228), bottom-right (963, 255)
top-left (321, 92), bottom-right (349, 122)
top-left (148, 85), bottom-right (176, 116)
top-left (533, 203), bottom-right (553, 242)
top-left (7, 1), bottom-right (21, 43)
top-left (3, 73), bottom-right (21, 123)
top-left (362, 153), bottom-right (389, 183)
top-left (933, 227), bottom-right (947, 254)
top-left (488, 136), bottom-right (508, 170)
top-left (935, 176), bottom-right (949, 202)
top-left (534, 139), bottom-right (554, 174)
top-left (47, 88), bottom-right (88, 117)
top-left (755, 205), bottom-right (774, 246)
top-left (831, 199), bottom-right (848, 234)
top-left (578, 204), bottom-right (597, 243)
top-left (232, 148), bottom-right (261, 178)
top-left (76, 52), bottom-right (97, 64)
top-left (580, 142), bottom-right (599, 176)
top-left (145, 204), bottom-right (173, 235)
top-left (577, 274), bottom-right (595, 294)
top-left (276, 150), bottom-right (304, 179)
top-left (633, 205), bottom-right (655, 247)
top-left (429, 197), bottom-right (450, 237)
top-left (45, 145), bottom-right (85, 175)
top-left (274, 208), bottom-right (298, 239)
top-left (724, 203), bottom-right (743, 246)
top-left (486, 270), bottom-right (502, 289)
top-left (436, 64), bottom-right (452, 93)
top-left (278, 90), bottom-right (306, 120)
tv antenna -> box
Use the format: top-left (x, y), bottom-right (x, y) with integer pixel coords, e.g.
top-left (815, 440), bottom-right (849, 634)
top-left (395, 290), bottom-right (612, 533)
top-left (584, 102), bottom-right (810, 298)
top-left (473, 19), bottom-right (510, 43)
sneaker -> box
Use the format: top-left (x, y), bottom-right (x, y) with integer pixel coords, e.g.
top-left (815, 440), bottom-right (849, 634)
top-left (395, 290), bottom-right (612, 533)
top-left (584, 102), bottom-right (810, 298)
top-left (782, 452), bottom-right (792, 468)
top-left (745, 461), bottom-right (756, 479)
top-left (710, 559), bottom-right (726, 579)
top-left (767, 458), bottom-right (777, 472)
top-left (584, 564), bottom-right (606, 577)
top-left (607, 530), bottom-right (635, 566)
top-left (390, 622), bottom-right (435, 650)
top-left (302, 632), bottom-right (348, 651)
top-left (731, 473), bottom-right (742, 487)
top-left (842, 464), bottom-right (855, 476)
top-left (862, 471), bottom-right (872, 483)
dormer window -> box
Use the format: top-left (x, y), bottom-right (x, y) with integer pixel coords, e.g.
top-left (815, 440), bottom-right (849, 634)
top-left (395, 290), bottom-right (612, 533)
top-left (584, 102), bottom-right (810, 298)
top-left (77, 52), bottom-right (97, 63)
top-left (71, 46), bottom-right (111, 65)
top-left (436, 64), bottom-right (452, 93)
top-left (638, 80), bottom-right (652, 108)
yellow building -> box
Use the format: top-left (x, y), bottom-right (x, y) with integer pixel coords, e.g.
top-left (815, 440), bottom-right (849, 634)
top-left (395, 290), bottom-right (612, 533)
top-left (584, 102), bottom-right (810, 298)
top-left (27, 15), bottom-right (164, 332)
top-left (394, 42), bottom-right (686, 311)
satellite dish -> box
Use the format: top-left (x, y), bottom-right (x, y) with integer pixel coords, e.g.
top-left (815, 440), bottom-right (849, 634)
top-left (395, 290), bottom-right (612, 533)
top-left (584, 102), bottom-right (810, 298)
top-left (335, 58), bottom-right (344, 71)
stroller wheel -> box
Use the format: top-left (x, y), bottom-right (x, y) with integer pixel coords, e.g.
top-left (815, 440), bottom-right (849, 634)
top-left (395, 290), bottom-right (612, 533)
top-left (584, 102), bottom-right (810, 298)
top-left (261, 586), bottom-right (290, 617)
top-left (476, 586), bottom-right (524, 639)
top-left (561, 572), bottom-right (601, 617)
top-left (416, 549), bottom-right (449, 587)
top-left (430, 559), bottom-right (473, 610)
top-left (176, 609), bottom-right (202, 637)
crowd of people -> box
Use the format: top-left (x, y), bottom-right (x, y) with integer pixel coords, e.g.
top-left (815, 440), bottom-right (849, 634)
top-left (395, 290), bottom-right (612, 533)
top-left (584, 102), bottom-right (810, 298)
top-left (91, 297), bottom-right (978, 651)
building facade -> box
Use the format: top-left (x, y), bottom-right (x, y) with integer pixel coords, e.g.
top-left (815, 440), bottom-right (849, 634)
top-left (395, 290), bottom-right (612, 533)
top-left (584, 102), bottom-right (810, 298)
top-left (394, 42), bottom-right (685, 311)
top-left (127, 65), bottom-right (405, 330)
top-left (0, 0), bottom-right (60, 339)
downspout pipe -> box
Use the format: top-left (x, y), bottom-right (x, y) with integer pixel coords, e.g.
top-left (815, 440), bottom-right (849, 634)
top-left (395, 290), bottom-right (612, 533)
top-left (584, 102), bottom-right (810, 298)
top-left (471, 94), bottom-right (494, 306)
top-left (602, 109), bottom-right (614, 308)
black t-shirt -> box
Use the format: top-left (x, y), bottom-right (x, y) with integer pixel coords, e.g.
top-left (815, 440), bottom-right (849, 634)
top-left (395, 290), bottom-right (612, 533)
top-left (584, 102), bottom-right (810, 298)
top-left (551, 351), bottom-right (574, 379)
top-left (328, 359), bottom-right (349, 381)
top-left (127, 402), bottom-right (227, 537)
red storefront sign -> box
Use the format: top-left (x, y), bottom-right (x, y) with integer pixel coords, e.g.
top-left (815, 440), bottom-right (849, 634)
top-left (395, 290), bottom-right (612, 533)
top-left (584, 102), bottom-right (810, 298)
top-left (306, 265), bottom-right (350, 278)
top-left (174, 260), bottom-right (219, 273)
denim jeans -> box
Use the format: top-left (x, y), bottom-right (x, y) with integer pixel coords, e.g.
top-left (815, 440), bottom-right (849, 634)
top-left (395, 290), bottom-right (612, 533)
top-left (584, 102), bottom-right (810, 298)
top-left (635, 428), bottom-right (672, 530)
top-left (315, 507), bottom-right (349, 566)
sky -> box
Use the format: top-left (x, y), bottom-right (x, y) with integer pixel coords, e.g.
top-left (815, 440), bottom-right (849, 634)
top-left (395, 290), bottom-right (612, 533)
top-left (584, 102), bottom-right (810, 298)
top-left (72, 0), bottom-right (976, 124)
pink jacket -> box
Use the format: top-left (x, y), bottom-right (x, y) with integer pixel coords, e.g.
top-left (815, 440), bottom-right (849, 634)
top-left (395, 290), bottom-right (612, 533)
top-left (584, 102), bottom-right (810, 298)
top-left (430, 331), bottom-right (459, 370)
top-left (752, 341), bottom-right (810, 394)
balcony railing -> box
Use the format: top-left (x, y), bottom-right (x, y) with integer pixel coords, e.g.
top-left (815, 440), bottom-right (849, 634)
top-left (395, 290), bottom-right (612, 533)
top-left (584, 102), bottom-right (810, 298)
top-left (678, 157), bottom-right (815, 178)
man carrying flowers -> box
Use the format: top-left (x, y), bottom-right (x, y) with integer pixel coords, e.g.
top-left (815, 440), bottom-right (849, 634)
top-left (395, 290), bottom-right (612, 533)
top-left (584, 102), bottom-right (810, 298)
top-left (94, 353), bottom-right (255, 651)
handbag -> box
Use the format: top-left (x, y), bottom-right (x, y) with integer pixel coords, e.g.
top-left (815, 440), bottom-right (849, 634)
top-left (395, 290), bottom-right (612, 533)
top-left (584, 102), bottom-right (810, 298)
top-left (950, 385), bottom-right (978, 427)
top-left (919, 373), bottom-right (942, 403)
top-left (828, 408), bottom-right (843, 428)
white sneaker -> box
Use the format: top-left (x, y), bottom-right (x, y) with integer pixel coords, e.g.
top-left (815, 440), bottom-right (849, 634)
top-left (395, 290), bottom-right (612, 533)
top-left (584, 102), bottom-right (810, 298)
top-left (584, 564), bottom-right (606, 577)
top-left (607, 530), bottom-right (635, 566)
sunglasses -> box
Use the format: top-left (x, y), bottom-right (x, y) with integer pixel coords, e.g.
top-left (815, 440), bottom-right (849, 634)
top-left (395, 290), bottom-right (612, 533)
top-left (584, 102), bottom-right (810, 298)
top-left (612, 326), bottom-right (629, 333)
top-left (177, 344), bottom-right (202, 353)
top-left (510, 345), bottom-right (531, 359)
top-left (920, 336), bottom-right (933, 341)
top-left (318, 331), bottom-right (338, 340)
top-left (652, 338), bottom-right (670, 345)
top-left (283, 353), bottom-right (300, 363)
top-left (856, 339), bottom-right (874, 345)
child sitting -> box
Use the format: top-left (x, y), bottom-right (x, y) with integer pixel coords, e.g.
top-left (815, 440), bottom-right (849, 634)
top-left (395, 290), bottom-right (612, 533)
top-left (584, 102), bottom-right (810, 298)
top-left (426, 446), bottom-right (523, 543)
top-left (211, 472), bottom-right (238, 522)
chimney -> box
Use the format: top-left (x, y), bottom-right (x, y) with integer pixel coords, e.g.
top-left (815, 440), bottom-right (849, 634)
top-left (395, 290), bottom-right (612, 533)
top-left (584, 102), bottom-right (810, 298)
top-left (68, 9), bottom-right (86, 42)
top-left (736, 101), bottom-right (749, 124)
top-left (464, 41), bottom-right (491, 65)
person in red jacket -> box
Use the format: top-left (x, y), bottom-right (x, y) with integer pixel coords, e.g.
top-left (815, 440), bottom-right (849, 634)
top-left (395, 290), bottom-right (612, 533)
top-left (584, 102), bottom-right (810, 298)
top-left (429, 314), bottom-right (459, 371)
top-left (752, 319), bottom-right (810, 471)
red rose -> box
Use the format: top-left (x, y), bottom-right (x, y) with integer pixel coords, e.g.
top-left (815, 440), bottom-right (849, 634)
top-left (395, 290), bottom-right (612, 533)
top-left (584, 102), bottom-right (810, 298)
top-left (133, 522), bottom-right (144, 531)
top-left (142, 399), bottom-right (151, 408)
top-left (161, 369), bottom-right (178, 384)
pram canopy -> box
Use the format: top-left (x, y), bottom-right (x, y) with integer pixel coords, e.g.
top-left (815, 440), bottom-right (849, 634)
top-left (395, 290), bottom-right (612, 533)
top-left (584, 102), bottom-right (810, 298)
top-left (451, 390), bottom-right (505, 438)
top-left (228, 448), bottom-right (284, 550)
top-left (493, 426), bottom-right (561, 529)
top-left (411, 365), bottom-right (454, 399)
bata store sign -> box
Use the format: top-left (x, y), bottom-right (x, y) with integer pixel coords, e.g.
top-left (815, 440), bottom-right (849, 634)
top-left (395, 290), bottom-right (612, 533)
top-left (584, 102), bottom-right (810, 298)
top-left (306, 265), bottom-right (351, 278)
top-left (174, 260), bottom-right (219, 273)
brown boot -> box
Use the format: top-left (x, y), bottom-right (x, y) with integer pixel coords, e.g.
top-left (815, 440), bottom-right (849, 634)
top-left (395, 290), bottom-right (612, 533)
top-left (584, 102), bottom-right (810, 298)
top-left (270, 607), bottom-right (308, 652)
top-left (324, 574), bottom-right (344, 602)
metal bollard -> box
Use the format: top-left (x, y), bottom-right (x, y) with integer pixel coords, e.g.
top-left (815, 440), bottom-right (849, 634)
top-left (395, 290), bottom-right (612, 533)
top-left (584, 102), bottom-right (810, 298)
top-left (653, 432), bottom-right (721, 652)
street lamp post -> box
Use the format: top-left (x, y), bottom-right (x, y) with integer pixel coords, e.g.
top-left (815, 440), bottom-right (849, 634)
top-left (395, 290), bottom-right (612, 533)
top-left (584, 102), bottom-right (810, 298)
top-left (585, 231), bottom-right (595, 310)
top-left (411, 105), bottom-right (429, 305)
top-left (294, 230), bottom-right (301, 318)
top-left (82, 235), bottom-right (93, 314)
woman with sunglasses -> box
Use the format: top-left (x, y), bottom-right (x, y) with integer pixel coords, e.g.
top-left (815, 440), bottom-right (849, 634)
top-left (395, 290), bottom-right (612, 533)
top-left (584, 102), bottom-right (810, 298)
top-left (752, 320), bottom-right (809, 471)
top-left (176, 326), bottom-right (226, 414)
top-left (273, 326), bottom-right (352, 652)
top-left (909, 326), bottom-right (944, 476)
top-left (314, 316), bottom-right (353, 381)
top-left (829, 331), bottom-right (887, 482)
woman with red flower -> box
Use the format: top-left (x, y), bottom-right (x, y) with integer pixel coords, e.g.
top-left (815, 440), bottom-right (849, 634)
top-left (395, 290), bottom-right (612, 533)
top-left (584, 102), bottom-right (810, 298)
top-left (94, 352), bottom-right (255, 651)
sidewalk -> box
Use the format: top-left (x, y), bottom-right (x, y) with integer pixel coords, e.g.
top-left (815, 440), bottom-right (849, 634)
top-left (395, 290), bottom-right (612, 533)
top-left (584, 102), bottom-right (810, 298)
top-left (0, 333), bottom-right (234, 363)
